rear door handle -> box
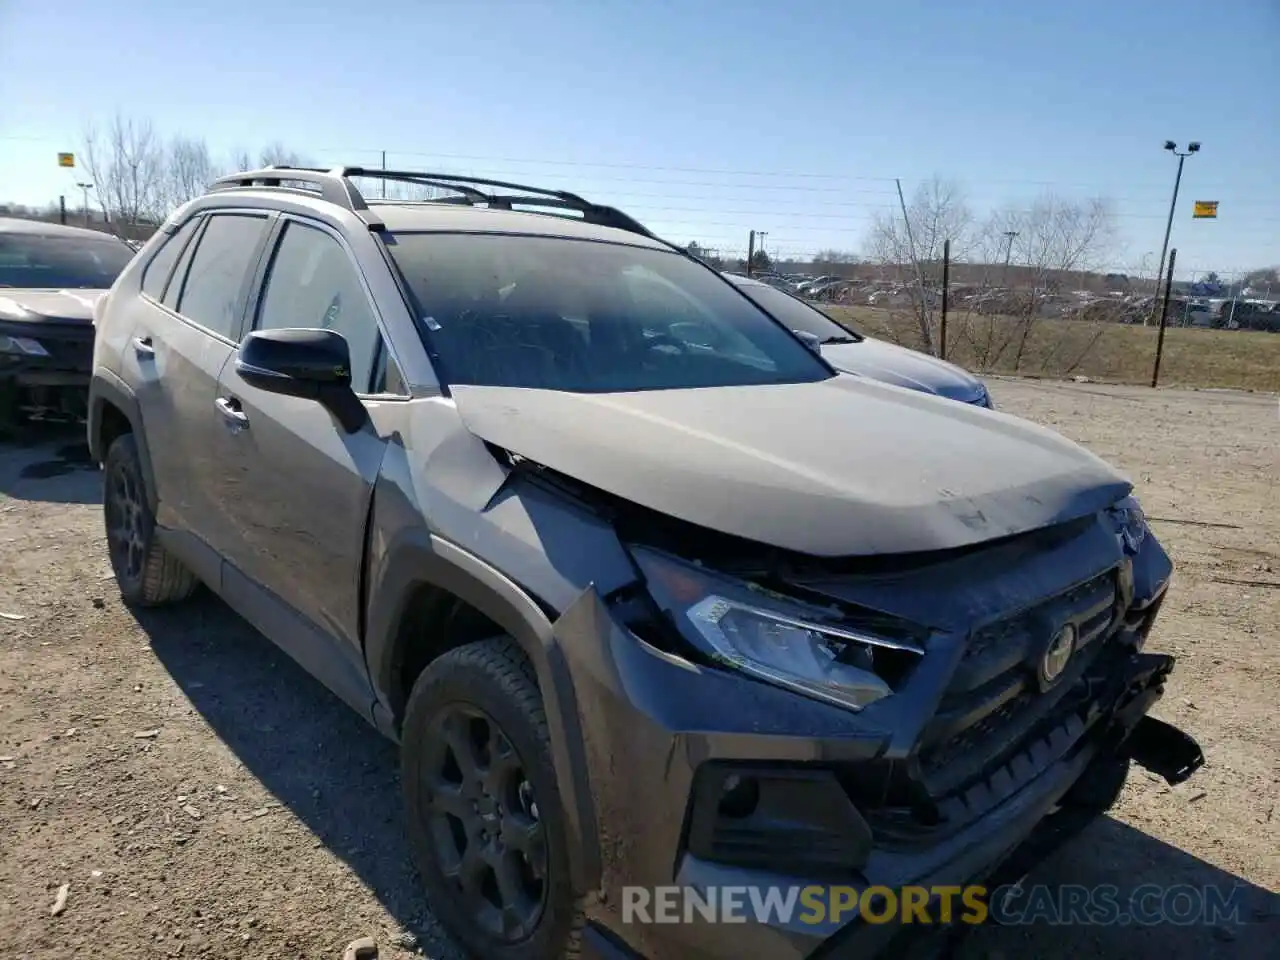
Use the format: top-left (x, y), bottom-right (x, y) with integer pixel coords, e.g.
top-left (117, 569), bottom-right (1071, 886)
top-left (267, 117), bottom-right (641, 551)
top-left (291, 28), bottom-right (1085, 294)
top-left (215, 396), bottom-right (249, 430)
top-left (132, 336), bottom-right (155, 358)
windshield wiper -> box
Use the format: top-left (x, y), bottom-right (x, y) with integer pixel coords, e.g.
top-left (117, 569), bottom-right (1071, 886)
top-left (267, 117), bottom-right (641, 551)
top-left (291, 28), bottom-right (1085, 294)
top-left (820, 335), bottom-right (860, 344)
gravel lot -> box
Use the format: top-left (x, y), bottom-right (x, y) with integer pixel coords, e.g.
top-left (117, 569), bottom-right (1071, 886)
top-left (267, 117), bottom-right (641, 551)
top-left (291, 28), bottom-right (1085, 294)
top-left (2, 379), bottom-right (1277, 959)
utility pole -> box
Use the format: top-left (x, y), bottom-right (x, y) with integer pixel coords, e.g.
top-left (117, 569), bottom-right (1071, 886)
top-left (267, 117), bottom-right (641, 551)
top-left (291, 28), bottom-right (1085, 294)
top-left (757, 231), bottom-right (768, 267)
top-left (1151, 249), bottom-right (1177, 387)
top-left (75, 182), bottom-right (94, 227)
top-left (381, 150), bottom-right (387, 199)
top-left (59, 195), bottom-right (67, 225)
top-left (1001, 231), bottom-right (1019, 285)
top-left (747, 230), bottom-right (756, 278)
top-left (1149, 140), bottom-right (1201, 325)
top-left (940, 238), bottom-right (951, 360)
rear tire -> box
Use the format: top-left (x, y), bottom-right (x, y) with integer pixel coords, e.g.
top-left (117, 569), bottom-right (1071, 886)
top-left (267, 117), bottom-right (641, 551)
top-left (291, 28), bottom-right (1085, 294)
top-left (402, 637), bottom-right (583, 959)
top-left (103, 433), bottom-right (198, 606)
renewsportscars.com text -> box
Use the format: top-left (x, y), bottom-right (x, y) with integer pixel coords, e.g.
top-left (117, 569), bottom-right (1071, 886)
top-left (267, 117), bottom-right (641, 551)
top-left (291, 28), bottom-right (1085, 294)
top-left (621, 883), bottom-right (1249, 927)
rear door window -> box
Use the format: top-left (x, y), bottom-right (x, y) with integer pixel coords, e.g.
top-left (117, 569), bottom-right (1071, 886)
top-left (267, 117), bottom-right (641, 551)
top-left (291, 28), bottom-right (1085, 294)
top-left (141, 218), bottom-right (201, 301)
top-left (173, 214), bottom-right (270, 340)
top-left (161, 218), bottom-right (205, 311)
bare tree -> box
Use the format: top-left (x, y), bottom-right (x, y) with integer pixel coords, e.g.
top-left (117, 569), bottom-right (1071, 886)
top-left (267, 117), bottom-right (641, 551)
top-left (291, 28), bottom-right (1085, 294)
top-left (227, 148), bottom-right (255, 173)
top-left (961, 194), bottom-right (1117, 371)
top-left (864, 177), bottom-right (973, 353)
top-left (161, 136), bottom-right (219, 212)
top-left (223, 143), bottom-right (312, 172)
top-left (81, 114), bottom-right (165, 236)
top-left (258, 142), bottom-right (310, 168)
top-left (80, 116), bottom-right (320, 233)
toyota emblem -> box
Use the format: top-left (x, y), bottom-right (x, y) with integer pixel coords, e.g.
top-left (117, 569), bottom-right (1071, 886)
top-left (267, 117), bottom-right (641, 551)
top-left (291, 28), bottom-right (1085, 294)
top-left (1040, 623), bottom-right (1077, 687)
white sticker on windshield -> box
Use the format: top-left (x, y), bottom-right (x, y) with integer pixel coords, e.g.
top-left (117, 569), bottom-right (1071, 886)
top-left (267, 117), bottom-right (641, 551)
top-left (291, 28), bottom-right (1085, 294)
top-left (423, 316), bottom-right (442, 331)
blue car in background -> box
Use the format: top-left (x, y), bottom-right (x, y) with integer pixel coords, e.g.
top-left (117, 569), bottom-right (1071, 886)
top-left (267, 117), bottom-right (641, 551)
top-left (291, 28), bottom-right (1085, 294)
top-left (726, 273), bottom-right (993, 408)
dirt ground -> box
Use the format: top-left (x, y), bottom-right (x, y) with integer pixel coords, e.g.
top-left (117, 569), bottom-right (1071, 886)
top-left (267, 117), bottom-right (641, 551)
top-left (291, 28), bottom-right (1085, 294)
top-left (1, 380), bottom-right (1277, 959)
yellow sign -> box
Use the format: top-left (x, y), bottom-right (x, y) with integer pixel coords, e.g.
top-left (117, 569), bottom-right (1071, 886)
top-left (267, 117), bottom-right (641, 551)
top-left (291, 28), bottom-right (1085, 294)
top-left (1192, 201), bottom-right (1218, 219)
top-left (57, 152), bottom-right (75, 168)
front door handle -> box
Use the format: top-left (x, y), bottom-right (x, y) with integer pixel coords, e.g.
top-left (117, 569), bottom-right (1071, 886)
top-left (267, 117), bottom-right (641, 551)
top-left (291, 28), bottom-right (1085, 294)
top-left (215, 396), bottom-right (249, 430)
top-left (132, 336), bottom-right (155, 358)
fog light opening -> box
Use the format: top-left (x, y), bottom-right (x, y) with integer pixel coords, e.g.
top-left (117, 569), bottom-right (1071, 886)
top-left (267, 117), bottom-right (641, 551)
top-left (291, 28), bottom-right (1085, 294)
top-left (717, 774), bottom-right (760, 819)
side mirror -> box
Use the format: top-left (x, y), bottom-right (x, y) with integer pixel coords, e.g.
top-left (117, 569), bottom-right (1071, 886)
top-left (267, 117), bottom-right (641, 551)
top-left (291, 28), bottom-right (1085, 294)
top-left (235, 328), bottom-right (366, 433)
top-left (792, 329), bottom-right (822, 354)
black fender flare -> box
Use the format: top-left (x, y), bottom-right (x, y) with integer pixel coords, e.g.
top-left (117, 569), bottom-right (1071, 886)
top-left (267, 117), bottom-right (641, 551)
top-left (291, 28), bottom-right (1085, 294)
top-left (87, 367), bottom-right (159, 513)
top-left (364, 528), bottom-right (601, 896)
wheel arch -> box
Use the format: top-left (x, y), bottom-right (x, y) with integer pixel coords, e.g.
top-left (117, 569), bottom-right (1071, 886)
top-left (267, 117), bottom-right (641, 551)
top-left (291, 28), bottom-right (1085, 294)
top-left (365, 528), bottom-right (601, 895)
top-left (88, 369), bottom-right (158, 512)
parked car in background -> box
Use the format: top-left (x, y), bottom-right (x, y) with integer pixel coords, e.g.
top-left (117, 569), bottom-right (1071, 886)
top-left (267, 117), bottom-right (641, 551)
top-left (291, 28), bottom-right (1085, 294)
top-left (725, 273), bottom-right (994, 407)
top-left (804, 279), bottom-right (851, 301)
top-left (1230, 299), bottom-right (1280, 331)
top-left (794, 274), bottom-right (842, 296)
top-left (0, 217), bottom-right (136, 427)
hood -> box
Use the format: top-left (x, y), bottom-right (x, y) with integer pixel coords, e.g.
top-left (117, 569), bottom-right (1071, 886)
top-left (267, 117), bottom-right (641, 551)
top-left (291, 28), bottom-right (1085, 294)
top-left (822, 337), bottom-right (983, 401)
top-left (451, 376), bottom-right (1131, 557)
top-left (0, 289), bottom-right (105, 326)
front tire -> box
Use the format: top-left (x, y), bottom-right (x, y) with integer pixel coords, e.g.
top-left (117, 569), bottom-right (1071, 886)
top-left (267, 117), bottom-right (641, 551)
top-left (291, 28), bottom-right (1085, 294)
top-left (402, 637), bottom-right (583, 959)
top-left (103, 433), bottom-right (198, 606)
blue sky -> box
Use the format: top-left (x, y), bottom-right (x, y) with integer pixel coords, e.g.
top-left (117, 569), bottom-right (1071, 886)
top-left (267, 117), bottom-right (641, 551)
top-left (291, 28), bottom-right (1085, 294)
top-left (2, 0), bottom-right (1276, 278)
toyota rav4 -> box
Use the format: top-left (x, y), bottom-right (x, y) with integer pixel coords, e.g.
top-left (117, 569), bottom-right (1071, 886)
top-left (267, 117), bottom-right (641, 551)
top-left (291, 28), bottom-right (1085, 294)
top-left (87, 166), bottom-right (1202, 960)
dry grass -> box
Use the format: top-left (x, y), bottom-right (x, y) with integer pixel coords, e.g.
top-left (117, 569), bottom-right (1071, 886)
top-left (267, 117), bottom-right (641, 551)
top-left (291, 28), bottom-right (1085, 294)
top-left (823, 305), bottom-right (1280, 393)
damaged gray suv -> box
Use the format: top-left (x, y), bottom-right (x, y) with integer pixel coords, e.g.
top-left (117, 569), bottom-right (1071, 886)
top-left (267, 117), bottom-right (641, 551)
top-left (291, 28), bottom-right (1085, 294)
top-left (88, 167), bottom-right (1203, 960)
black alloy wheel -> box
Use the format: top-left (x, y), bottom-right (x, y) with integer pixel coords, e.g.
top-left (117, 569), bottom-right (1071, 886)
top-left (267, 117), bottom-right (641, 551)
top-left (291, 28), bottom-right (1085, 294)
top-left (401, 637), bottom-right (583, 959)
top-left (105, 446), bottom-right (148, 583)
top-left (421, 703), bottom-right (549, 941)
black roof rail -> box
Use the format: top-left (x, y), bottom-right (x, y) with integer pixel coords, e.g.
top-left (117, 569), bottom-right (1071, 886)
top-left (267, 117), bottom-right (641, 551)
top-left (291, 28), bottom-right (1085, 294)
top-left (454, 194), bottom-right (660, 238)
top-left (207, 165), bottom-right (664, 242)
top-left (347, 168), bottom-right (661, 238)
top-left (345, 167), bottom-right (592, 206)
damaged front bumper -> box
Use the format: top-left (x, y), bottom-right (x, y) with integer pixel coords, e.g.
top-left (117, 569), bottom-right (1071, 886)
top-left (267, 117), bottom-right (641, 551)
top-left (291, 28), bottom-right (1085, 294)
top-left (549, 551), bottom-right (1201, 960)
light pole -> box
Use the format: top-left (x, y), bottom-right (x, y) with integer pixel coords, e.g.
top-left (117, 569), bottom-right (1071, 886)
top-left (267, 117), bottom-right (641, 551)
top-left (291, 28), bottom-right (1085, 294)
top-left (75, 182), bottom-right (94, 227)
top-left (1148, 140), bottom-right (1200, 325)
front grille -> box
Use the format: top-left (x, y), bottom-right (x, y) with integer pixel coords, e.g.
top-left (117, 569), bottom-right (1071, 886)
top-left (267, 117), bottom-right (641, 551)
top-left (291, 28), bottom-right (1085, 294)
top-left (918, 569), bottom-right (1120, 799)
top-left (954, 571), bottom-right (1116, 692)
top-left (922, 690), bottom-right (1035, 774)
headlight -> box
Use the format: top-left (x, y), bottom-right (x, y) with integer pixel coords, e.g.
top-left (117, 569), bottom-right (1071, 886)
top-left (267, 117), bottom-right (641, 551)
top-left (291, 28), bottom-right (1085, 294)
top-left (0, 334), bottom-right (50, 357)
top-left (631, 547), bottom-right (922, 711)
top-left (1110, 494), bottom-right (1148, 554)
